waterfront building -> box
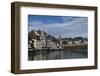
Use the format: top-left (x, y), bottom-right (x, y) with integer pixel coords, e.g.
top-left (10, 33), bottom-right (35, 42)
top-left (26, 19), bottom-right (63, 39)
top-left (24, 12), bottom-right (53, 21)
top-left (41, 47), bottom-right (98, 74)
top-left (46, 39), bottom-right (58, 49)
top-left (28, 40), bottom-right (34, 49)
top-left (28, 30), bottom-right (58, 50)
top-left (28, 40), bottom-right (33, 49)
top-left (40, 31), bottom-right (47, 48)
top-left (67, 41), bottom-right (73, 45)
top-left (33, 39), bottom-right (42, 49)
top-left (74, 41), bottom-right (80, 44)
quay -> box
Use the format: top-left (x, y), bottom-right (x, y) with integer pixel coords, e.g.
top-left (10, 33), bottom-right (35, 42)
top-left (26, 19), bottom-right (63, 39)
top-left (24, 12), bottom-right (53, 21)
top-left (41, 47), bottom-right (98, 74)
top-left (62, 44), bottom-right (87, 48)
top-left (28, 45), bottom-right (87, 56)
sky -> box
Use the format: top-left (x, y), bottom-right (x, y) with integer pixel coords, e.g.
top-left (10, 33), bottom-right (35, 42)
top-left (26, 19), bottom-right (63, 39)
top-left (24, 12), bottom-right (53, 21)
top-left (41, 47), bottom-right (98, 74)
top-left (28, 15), bottom-right (88, 38)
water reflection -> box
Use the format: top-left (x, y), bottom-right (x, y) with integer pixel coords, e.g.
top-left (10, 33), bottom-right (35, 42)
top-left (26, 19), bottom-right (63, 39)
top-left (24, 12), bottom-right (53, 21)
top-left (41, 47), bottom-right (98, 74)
top-left (28, 48), bottom-right (88, 61)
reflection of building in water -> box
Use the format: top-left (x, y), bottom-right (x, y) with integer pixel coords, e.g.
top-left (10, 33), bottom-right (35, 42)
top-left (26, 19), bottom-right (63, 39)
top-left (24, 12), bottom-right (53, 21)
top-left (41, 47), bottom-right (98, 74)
top-left (28, 30), bottom-right (61, 49)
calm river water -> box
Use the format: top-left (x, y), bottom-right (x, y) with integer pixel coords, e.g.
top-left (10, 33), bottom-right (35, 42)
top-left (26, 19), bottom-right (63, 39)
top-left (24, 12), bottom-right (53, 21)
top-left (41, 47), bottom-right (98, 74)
top-left (28, 48), bottom-right (88, 60)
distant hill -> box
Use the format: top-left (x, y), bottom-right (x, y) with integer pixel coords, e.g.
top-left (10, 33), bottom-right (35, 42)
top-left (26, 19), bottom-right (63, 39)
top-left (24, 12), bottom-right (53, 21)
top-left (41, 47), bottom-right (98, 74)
top-left (28, 30), bottom-right (58, 42)
top-left (62, 37), bottom-right (87, 41)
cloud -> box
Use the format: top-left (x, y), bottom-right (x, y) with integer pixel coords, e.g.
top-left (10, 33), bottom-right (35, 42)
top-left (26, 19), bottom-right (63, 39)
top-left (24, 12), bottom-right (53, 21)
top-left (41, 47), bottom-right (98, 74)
top-left (28, 16), bottom-right (88, 38)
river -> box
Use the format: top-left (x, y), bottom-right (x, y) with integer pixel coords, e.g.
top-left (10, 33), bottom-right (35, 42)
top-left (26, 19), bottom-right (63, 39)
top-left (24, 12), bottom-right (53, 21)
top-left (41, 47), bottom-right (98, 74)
top-left (28, 48), bottom-right (88, 60)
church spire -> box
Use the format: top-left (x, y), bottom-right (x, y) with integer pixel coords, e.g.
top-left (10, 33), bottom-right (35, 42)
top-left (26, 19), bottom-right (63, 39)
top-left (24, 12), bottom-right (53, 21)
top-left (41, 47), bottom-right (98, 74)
top-left (59, 35), bottom-right (62, 48)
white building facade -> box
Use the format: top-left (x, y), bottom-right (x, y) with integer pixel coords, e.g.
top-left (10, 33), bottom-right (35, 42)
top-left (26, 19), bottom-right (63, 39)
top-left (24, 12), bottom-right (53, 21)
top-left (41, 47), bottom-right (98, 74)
top-left (32, 30), bottom-right (60, 49)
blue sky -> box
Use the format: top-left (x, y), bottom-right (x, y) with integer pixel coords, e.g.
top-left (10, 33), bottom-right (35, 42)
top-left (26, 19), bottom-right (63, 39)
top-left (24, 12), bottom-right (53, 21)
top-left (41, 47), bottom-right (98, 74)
top-left (28, 15), bottom-right (88, 38)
